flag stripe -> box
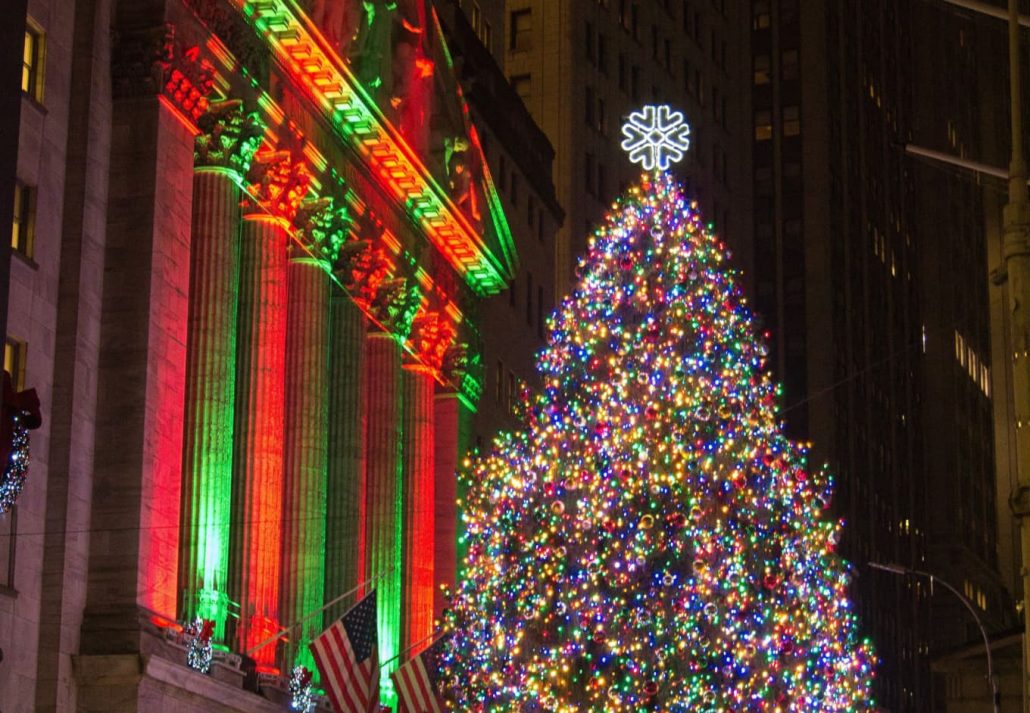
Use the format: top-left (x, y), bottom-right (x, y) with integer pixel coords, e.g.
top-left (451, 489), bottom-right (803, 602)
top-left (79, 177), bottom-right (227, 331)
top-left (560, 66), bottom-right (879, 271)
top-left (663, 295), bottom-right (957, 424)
top-left (309, 592), bottom-right (379, 713)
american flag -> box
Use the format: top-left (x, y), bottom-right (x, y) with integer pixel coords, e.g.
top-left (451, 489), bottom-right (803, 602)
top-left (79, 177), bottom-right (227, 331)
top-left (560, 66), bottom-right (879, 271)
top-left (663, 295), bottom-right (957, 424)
top-left (309, 591), bottom-right (380, 713)
top-left (391, 634), bottom-right (450, 713)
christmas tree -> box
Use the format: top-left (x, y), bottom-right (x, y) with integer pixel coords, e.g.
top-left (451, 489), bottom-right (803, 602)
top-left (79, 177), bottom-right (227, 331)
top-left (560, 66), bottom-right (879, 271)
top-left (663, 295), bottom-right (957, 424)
top-left (439, 108), bottom-right (876, 711)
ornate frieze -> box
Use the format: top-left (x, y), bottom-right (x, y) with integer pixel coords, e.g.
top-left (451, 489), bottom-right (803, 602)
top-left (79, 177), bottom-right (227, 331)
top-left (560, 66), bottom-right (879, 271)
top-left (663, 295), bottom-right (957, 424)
top-left (195, 100), bottom-right (264, 175)
top-left (112, 23), bottom-right (215, 121)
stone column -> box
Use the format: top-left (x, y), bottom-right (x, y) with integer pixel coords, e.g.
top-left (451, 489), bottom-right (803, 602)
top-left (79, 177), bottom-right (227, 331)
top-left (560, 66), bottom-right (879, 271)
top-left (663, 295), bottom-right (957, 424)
top-left (231, 149), bottom-right (309, 671)
top-left (363, 331), bottom-right (403, 699)
top-left (401, 364), bottom-right (435, 652)
top-left (324, 291), bottom-right (367, 625)
top-left (433, 390), bottom-right (473, 619)
top-left (179, 101), bottom-right (262, 642)
top-left (281, 255), bottom-right (330, 670)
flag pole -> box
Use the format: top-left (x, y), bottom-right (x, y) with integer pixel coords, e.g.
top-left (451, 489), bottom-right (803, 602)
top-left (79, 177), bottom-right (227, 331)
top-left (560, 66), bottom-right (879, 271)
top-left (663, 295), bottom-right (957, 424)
top-left (379, 629), bottom-right (443, 669)
top-left (245, 567), bottom-right (395, 656)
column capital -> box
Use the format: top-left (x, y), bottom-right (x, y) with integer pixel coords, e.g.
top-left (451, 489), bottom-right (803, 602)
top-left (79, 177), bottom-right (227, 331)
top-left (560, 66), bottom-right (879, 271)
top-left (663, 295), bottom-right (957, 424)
top-left (112, 23), bottom-right (214, 123)
top-left (370, 277), bottom-right (422, 339)
top-left (409, 310), bottom-right (457, 374)
top-left (294, 196), bottom-right (352, 263)
top-left (194, 100), bottom-right (264, 176)
top-left (337, 241), bottom-right (391, 305)
top-left (243, 148), bottom-right (311, 222)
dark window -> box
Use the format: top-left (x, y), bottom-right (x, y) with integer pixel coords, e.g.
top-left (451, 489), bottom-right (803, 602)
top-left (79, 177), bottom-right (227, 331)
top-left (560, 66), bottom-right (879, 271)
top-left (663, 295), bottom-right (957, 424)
top-left (526, 272), bottom-right (533, 324)
top-left (510, 9), bottom-right (532, 51)
top-left (510, 74), bottom-right (532, 105)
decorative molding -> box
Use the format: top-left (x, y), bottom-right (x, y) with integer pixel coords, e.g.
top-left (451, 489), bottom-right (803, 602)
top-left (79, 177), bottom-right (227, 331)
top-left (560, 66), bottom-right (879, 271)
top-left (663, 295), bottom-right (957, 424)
top-left (112, 23), bottom-right (214, 121)
top-left (243, 149), bottom-right (312, 222)
top-left (195, 99), bottom-right (265, 174)
top-left (183, 0), bottom-right (270, 81)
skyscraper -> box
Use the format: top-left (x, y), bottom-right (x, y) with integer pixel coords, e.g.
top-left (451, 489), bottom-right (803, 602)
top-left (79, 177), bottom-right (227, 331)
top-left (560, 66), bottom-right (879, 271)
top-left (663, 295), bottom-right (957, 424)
top-left (462, 0), bottom-right (753, 295)
top-left (749, 1), bottom-right (1013, 710)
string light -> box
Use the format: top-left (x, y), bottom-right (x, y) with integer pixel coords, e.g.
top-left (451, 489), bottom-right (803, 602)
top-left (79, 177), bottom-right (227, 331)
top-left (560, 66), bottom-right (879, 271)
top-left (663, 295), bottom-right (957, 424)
top-left (439, 172), bottom-right (876, 711)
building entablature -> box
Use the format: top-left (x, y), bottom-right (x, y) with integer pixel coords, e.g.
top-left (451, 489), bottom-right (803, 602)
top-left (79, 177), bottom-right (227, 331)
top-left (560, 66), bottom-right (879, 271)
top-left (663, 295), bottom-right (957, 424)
top-left (111, 0), bottom-right (512, 406)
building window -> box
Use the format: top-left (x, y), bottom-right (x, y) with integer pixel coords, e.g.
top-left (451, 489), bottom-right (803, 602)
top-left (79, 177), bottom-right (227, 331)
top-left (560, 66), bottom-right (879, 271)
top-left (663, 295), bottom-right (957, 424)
top-left (510, 74), bottom-right (532, 104)
top-left (753, 0), bottom-right (770, 30)
top-left (507, 371), bottom-right (517, 413)
top-left (754, 110), bottom-right (773, 140)
top-left (526, 272), bottom-right (533, 325)
top-left (11, 183), bottom-right (35, 259)
top-left (481, 21), bottom-right (493, 53)
top-left (0, 506), bottom-right (15, 590)
top-left (510, 9), bottom-right (533, 51)
top-left (537, 286), bottom-right (545, 338)
top-left (586, 22), bottom-right (595, 63)
top-left (754, 54), bottom-right (771, 84)
top-left (22, 20), bottom-right (44, 102)
top-left (598, 34), bottom-right (608, 74)
top-left (597, 97), bottom-right (607, 134)
top-left (782, 49), bottom-right (799, 81)
top-left (783, 105), bottom-right (801, 136)
top-left (537, 212), bottom-right (545, 242)
top-left (585, 85), bottom-right (596, 127)
top-left (511, 173), bottom-right (520, 208)
top-left (618, 54), bottom-right (627, 91)
top-left (495, 359), bottom-right (504, 402)
top-left (5, 338), bottom-right (27, 392)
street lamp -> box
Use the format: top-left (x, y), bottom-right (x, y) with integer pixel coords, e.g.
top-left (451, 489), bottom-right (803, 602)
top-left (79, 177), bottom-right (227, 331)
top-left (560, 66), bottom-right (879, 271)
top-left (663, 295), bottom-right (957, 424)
top-left (869, 562), bottom-right (1001, 713)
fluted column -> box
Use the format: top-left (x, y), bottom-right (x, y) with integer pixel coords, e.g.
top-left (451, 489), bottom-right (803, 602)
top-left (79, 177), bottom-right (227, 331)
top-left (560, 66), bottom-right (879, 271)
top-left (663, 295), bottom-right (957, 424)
top-left (325, 290), bottom-right (367, 625)
top-left (180, 100), bottom-right (262, 642)
top-left (364, 331), bottom-right (403, 701)
top-left (231, 148), bottom-right (309, 671)
top-left (402, 364), bottom-right (435, 653)
top-left (232, 210), bottom-right (289, 669)
top-left (281, 255), bottom-right (330, 670)
top-left (180, 168), bottom-right (240, 641)
top-left (433, 391), bottom-right (473, 619)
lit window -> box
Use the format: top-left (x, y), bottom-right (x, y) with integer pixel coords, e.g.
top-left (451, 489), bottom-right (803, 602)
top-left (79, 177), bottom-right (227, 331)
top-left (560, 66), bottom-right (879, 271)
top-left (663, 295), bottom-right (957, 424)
top-left (510, 9), bottom-right (532, 51)
top-left (753, 1), bottom-right (770, 30)
top-left (754, 54), bottom-right (770, 85)
top-left (754, 110), bottom-right (772, 140)
top-left (4, 337), bottom-right (27, 392)
top-left (11, 183), bottom-right (35, 259)
top-left (22, 21), bottom-right (45, 102)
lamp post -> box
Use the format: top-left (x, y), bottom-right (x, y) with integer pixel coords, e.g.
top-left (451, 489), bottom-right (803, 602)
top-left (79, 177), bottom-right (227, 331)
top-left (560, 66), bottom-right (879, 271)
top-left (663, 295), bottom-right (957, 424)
top-left (1000, 0), bottom-right (1030, 709)
top-left (869, 562), bottom-right (1000, 712)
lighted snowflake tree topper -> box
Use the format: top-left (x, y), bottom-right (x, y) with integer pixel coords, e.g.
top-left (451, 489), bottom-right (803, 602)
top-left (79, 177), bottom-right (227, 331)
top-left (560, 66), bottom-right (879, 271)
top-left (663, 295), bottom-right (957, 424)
top-left (620, 105), bottom-right (691, 171)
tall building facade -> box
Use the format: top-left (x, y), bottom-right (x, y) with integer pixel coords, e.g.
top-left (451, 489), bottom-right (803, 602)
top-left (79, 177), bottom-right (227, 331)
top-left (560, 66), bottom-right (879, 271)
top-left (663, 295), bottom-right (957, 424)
top-left (0, 0), bottom-right (552, 710)
top-left (749, 1), bottom-right (1014, 710)
top-left (464, 0), bottom-right (753, 297)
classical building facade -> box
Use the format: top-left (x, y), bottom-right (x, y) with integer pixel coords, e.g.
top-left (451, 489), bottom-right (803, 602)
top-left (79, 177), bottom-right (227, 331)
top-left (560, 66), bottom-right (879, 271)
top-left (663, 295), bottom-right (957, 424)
top-left (0, 0), bottom-right (552, 710)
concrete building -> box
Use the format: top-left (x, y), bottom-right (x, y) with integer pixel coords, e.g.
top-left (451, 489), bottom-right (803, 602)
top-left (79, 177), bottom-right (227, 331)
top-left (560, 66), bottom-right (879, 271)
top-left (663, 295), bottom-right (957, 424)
top-left (457, 0), bottom-right (753, 297)
top-left (0, 0), bottom-right (555, 710)
top-left (749, 1), bottom-right (1015, 710)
